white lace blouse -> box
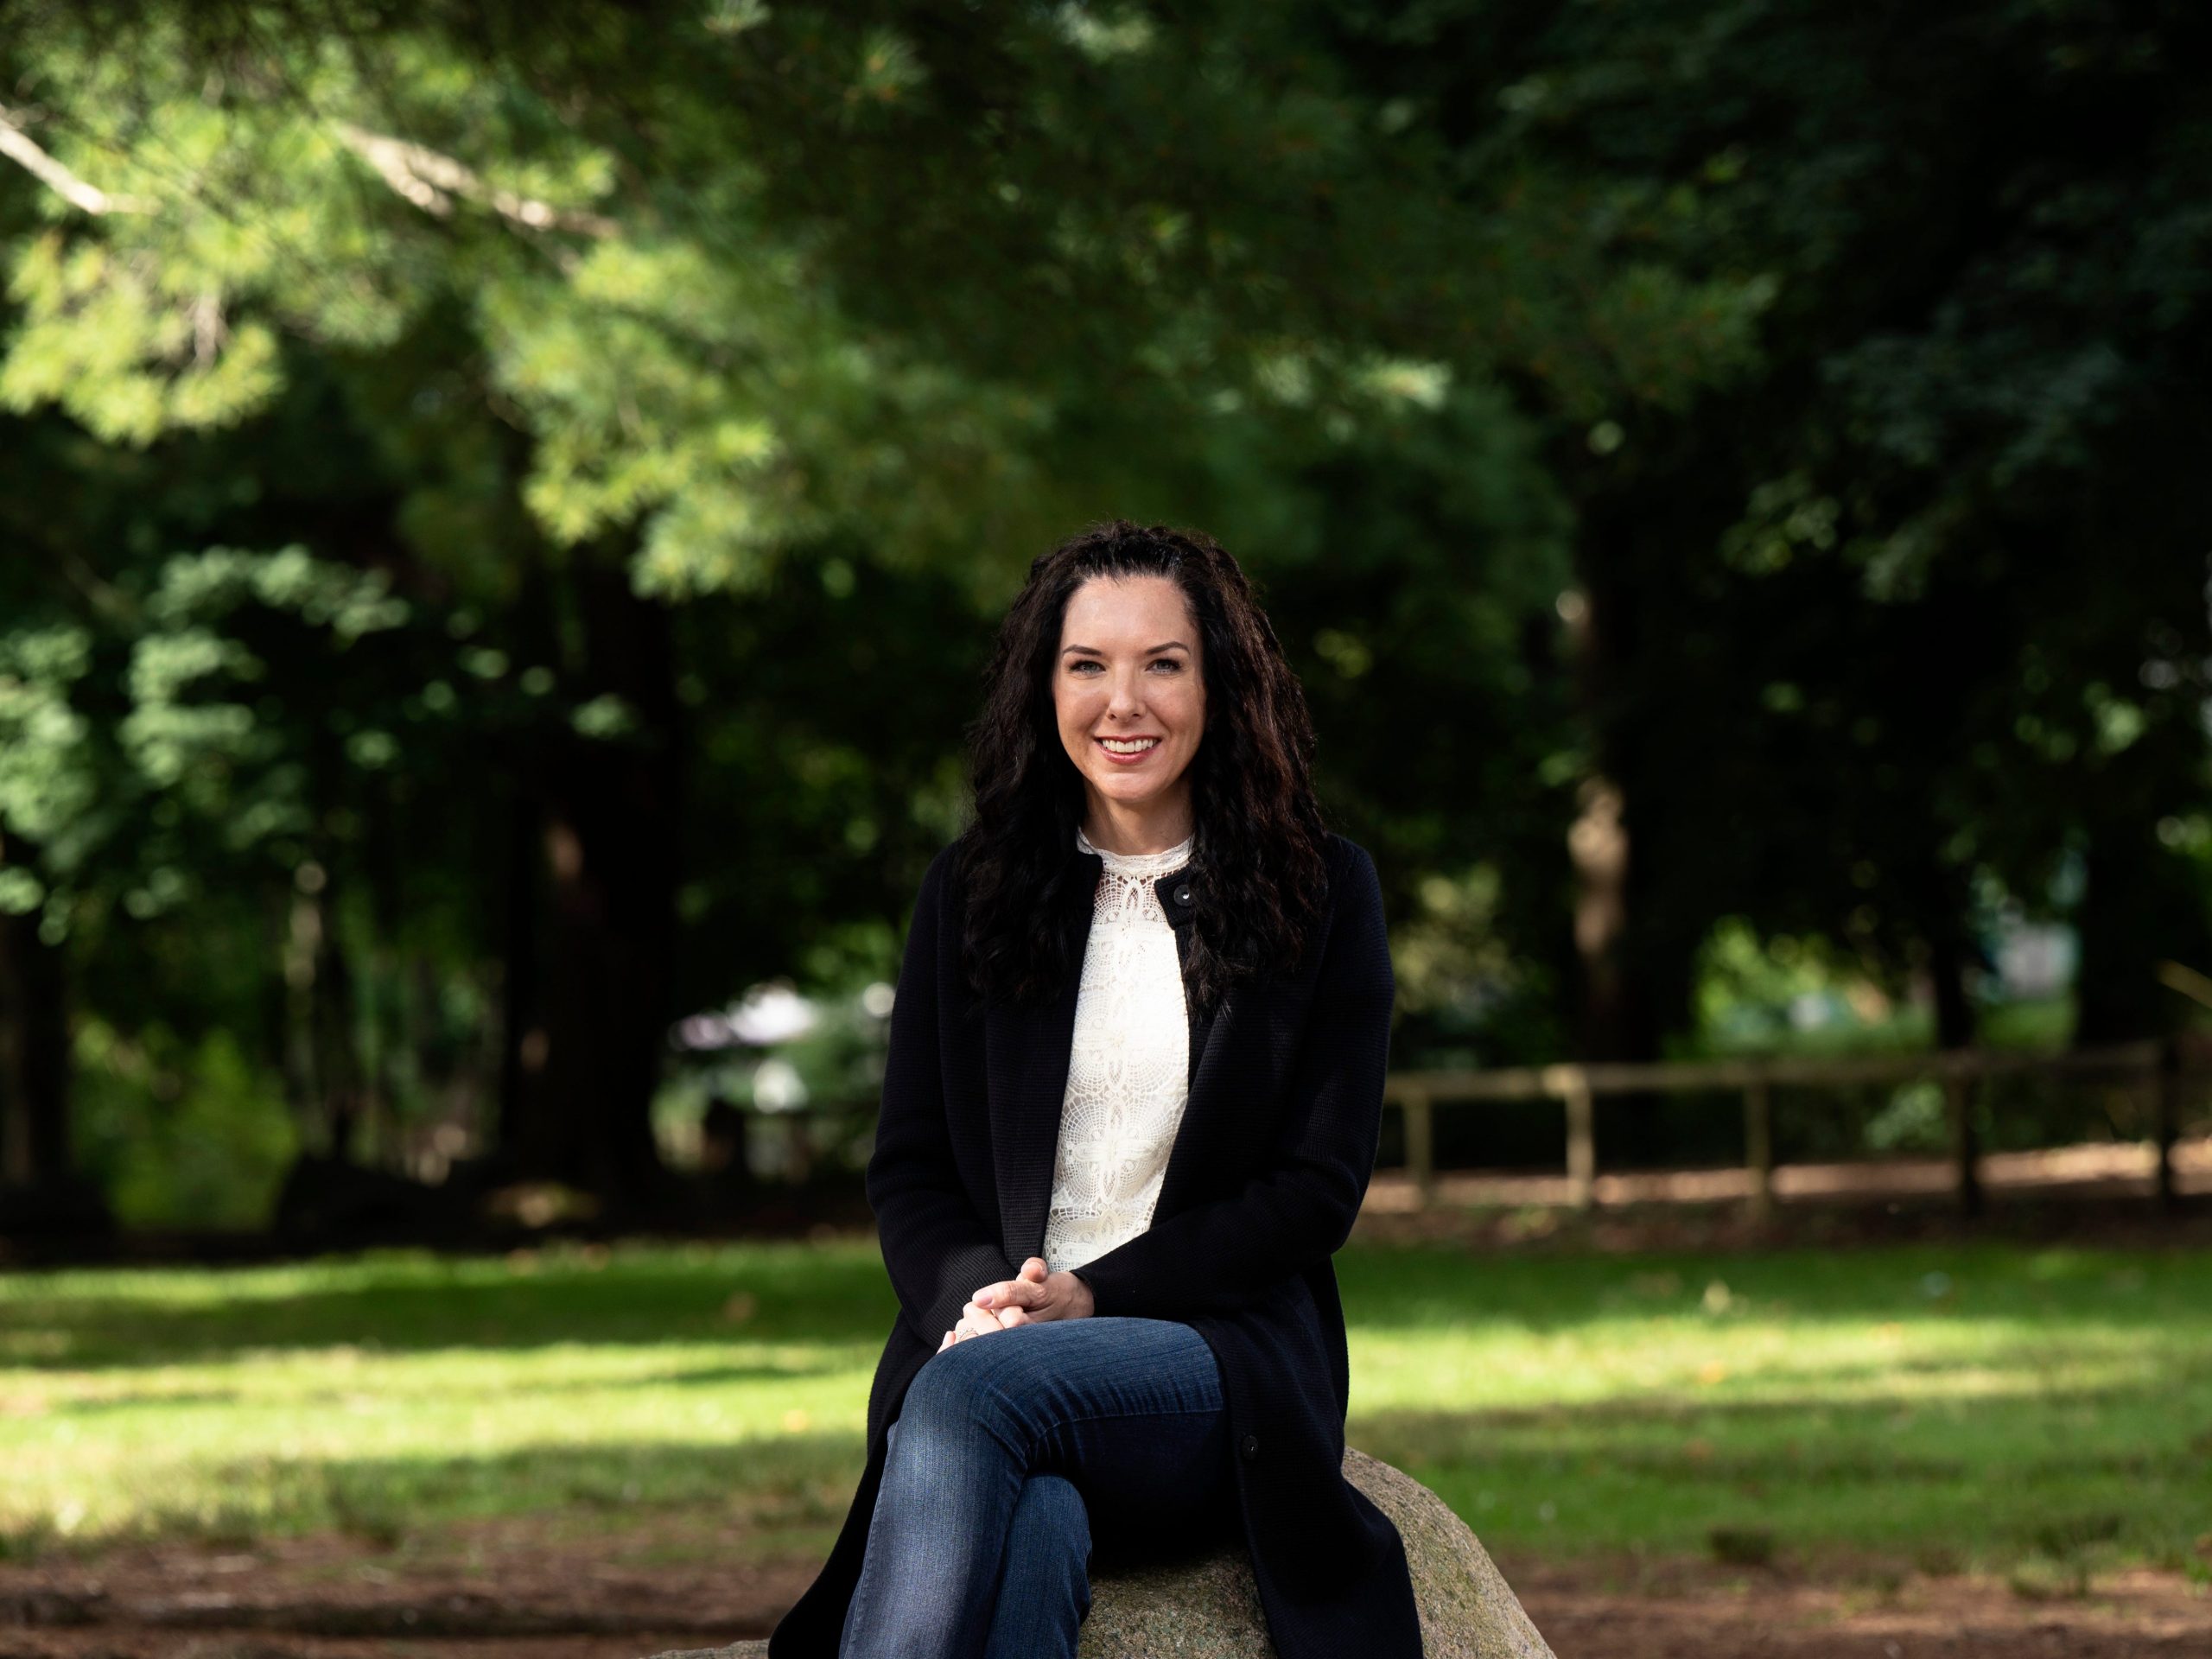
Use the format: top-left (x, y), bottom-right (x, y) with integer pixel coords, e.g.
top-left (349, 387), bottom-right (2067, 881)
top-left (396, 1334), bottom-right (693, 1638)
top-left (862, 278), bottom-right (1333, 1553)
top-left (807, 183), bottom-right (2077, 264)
top-left (1041, 823), bottom-right (1196, 1274)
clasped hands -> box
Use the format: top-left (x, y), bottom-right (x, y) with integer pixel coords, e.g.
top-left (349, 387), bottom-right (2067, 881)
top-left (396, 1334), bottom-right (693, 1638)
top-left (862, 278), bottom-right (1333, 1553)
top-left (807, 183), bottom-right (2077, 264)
top-left (936, 1255), bottom-right (1096, 1352)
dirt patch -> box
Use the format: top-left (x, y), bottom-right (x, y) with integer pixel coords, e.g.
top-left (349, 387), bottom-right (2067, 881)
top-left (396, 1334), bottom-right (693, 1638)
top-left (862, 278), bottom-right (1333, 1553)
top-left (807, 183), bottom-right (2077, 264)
top-left (1353, 1148), bottom-right (2212, 1256)
top-left (1508, 1557), bottom-right (2212, 1657)
top-left (0, 1637), bottom-right (690, 1658)
top-left (4, 1535), bottom-right (2208, 1659)
top-left (0, 1522), bottom-right (811, 1656)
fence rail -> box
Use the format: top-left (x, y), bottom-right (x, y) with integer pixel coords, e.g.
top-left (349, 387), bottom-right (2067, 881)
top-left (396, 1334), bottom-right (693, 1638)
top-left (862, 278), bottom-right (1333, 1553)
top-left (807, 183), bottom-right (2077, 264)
top-left (1382, 1038), bottom-right (2202, 1217)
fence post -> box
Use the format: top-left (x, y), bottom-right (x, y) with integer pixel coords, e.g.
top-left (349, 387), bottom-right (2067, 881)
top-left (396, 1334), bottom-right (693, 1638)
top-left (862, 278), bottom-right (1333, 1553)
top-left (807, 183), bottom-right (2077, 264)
top-left (1562, 1069), bottom-right (1595, 1211)
top-left (1744, 1077), bottom-right (1775, 1224)
top-left (1402, 1086), bottom-right (1435, 1209)
top-left (1944, 1066), bottom-right (1981, 1218)
top-left (2156, 1039), bottom-right (2180, 1215)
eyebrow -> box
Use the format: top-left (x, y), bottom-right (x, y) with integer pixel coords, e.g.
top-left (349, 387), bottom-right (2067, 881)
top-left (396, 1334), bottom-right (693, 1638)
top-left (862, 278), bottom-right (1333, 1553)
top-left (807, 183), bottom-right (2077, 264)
top-left (1060, 641), bottom-right (1191, 657)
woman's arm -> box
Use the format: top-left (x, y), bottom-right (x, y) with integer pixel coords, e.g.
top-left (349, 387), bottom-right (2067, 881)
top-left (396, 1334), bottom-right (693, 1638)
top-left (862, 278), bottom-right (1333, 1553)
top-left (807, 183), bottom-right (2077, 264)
top-left (867, 845), bottom-right (1021, 1343)
top-left (1061, 841), bottom-right (1393, 1321)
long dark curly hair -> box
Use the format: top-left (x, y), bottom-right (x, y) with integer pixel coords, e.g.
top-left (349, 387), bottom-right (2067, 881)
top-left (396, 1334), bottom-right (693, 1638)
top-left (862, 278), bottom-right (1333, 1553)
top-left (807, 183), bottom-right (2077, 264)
top-left (956, 519), bottom-right (1331, 1014)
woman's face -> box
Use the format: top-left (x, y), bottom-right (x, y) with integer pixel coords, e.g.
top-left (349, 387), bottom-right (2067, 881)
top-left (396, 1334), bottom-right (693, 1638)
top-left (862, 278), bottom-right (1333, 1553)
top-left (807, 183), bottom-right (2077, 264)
top-left (1052, 575), bottom-right (1207, 830)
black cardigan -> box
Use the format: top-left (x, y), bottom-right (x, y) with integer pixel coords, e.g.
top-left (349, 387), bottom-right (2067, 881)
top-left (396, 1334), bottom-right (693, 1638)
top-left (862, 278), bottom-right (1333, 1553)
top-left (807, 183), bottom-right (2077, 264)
top-left (766, 830), bottom-right (1424, 1659)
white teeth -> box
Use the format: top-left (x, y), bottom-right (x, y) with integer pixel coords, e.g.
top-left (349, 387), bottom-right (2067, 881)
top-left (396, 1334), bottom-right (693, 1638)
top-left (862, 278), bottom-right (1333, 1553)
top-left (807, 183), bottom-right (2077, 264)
top-left (1099, 737), bottom-right (1160, 753)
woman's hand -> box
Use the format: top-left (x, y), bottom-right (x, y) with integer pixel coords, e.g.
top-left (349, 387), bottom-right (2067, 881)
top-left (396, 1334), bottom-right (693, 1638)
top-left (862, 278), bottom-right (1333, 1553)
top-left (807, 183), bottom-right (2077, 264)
top-left (969, 1255), bottom-right (1096, 1325)
top-left (938, 1257), bottom-right (1050, 1351)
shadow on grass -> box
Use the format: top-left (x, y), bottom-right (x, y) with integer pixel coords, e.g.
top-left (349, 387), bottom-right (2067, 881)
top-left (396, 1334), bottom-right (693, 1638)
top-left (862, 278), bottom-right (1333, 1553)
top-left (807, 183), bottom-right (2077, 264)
top-left (0, 1247), bottom-right (899, 1370)
top-left (1350, 1377), bottom-right (2212, 1567)
top-left (6, 1238), bottom-right (2209, 1382)
top-left (54, 1387), bottom-right (2202, 1574)
top-left (36, 1357), bottom-right (865, 1417)
top-left (1353, 1346), bottom-right (2212, 1415)
top-left (1332, 1240), bottom-right (2212, 1333)
top-left (82, 1431), bottom-right (872, 1557)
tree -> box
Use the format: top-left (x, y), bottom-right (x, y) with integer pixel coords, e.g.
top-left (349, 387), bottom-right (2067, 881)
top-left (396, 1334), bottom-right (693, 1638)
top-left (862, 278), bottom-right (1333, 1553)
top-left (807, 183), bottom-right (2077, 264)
top-left (0, 1), bottom-right (1639, 1212)
top-left (1332, 0), bottom-right (2212, 1062)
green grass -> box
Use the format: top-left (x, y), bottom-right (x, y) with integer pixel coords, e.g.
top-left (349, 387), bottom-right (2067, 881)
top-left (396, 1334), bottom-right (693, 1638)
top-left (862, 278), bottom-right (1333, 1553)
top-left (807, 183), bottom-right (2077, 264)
top-left (1333, 1245), bottom-right (2211, 1575)
top-left (2, 1237), bottom-right (2207, 1578)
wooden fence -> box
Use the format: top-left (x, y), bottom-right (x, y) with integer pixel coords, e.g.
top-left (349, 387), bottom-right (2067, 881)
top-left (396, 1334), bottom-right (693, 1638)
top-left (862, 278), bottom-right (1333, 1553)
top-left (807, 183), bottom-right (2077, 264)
top-left (1382, 1038), bottom-right (2202, 1217)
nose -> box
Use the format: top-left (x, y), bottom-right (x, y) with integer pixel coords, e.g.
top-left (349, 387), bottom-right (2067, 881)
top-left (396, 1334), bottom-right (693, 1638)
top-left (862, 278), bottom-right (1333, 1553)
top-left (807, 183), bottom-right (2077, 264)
top-left (1105, 664), bottom-right (1147, 722)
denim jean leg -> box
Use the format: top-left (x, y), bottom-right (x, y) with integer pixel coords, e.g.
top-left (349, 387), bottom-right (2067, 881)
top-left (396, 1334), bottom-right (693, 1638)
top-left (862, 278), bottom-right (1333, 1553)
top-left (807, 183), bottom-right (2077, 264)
top-left (837, 1393), bottom-right (1023, 1659)
top-left (837, 1319), bottom-right (1226, 1659)
top-left (980, 1473), bottom-right (1090, 1659)
top-left (839, 1418), bottom-right (906, 1659)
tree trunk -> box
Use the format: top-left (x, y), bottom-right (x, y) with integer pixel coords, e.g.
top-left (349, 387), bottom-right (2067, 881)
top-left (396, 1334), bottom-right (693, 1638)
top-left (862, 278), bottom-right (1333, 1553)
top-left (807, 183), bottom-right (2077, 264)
top-left (1561, 575), bottom-right (1649, 1065)
top-left (496, 777), bottom-right (545, 1158)
top-left (315, 887), bottom-right (367, 1166)
top-left (0, 904), bottom-right (71, 1186)
top-left (1569, 530), bottom-right (1690, 1170)
top-left (284, 865), bottom-right (367, 1165)
top-left (1928, 921), bottom-right (1978, 1052)
top-left (506, 557), bottom-right (683, 1217)
top-left (496, 548), bottom-right (554, 1165)
top-left (1567, 772), bottom-right (1635, 1058)
top-left (1914, 868), bottom-right (1982, 1216)
top-left (2074, 817), bottom-right (2183, 1046)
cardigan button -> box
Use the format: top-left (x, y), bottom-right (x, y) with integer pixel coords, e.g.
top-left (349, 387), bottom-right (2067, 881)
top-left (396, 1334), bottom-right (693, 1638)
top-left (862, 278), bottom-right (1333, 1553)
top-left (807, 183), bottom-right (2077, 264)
top-left (1240, 1433), bottom-right (1259, 1462)
top-left (1173, 882), bottom-right (1193, 906)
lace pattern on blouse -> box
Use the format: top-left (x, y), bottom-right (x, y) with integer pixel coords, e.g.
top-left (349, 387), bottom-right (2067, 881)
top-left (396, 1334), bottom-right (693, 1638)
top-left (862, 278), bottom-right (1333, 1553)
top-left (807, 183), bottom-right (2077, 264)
top-left (1042, 824), bottom-right (1195, 1274)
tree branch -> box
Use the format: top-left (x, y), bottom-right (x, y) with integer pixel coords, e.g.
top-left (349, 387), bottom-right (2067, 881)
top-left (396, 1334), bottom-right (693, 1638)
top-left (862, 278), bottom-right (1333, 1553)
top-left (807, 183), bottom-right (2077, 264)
top-left (0, 105), bottom-right (153, 215)
top-left (330, 122), bottom-right (616, 238)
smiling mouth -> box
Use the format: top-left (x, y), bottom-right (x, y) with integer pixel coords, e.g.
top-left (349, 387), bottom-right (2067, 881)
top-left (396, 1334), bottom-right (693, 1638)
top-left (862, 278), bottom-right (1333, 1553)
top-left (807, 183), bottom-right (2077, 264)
top-left (1096, 736), bottom-right (1162, 756)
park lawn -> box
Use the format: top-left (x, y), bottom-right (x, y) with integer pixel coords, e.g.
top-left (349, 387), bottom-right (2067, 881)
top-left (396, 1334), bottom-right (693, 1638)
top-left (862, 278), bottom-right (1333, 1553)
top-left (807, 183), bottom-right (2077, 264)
top-left (0, 1237), bottom-right (2206, 1580)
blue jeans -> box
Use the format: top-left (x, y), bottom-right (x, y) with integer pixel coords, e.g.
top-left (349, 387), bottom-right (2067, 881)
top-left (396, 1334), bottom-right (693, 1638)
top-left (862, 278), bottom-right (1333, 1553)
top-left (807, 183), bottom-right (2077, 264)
top-left (837, 1316), bottom-right (1232, 1659)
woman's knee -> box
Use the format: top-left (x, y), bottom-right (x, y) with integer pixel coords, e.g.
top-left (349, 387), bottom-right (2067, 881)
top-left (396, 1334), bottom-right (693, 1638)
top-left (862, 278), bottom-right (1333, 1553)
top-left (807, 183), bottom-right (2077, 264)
top-left (895, 1334), bottom-right (1034, 1448)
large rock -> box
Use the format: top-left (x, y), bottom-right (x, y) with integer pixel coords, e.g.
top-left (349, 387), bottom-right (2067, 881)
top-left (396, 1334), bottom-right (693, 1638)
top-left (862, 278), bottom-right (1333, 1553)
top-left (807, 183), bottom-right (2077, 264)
top-left (657, 1447), bottom-right (1553, 1658)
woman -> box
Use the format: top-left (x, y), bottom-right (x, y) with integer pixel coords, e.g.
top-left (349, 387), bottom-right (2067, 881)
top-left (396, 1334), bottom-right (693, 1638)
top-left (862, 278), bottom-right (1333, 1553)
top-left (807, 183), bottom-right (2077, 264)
top-left (768, 520), bottom-right (1423, 1659)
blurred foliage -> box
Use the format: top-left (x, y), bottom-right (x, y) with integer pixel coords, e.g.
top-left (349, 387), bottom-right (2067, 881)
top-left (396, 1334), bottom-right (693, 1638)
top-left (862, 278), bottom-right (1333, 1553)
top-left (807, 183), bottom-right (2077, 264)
top-left (0, 0), bottom-right (2205, 1222)
top-left (74, 1020), bottom-right (297, 1228)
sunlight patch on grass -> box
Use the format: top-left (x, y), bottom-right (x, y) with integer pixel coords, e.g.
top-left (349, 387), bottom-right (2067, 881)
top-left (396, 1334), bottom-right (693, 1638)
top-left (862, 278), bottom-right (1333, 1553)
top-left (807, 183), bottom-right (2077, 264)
top-left (3, 1237), bottom-right (2206, 1574)
top-left (1339, 1245), bottom-right (2212, 1568)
